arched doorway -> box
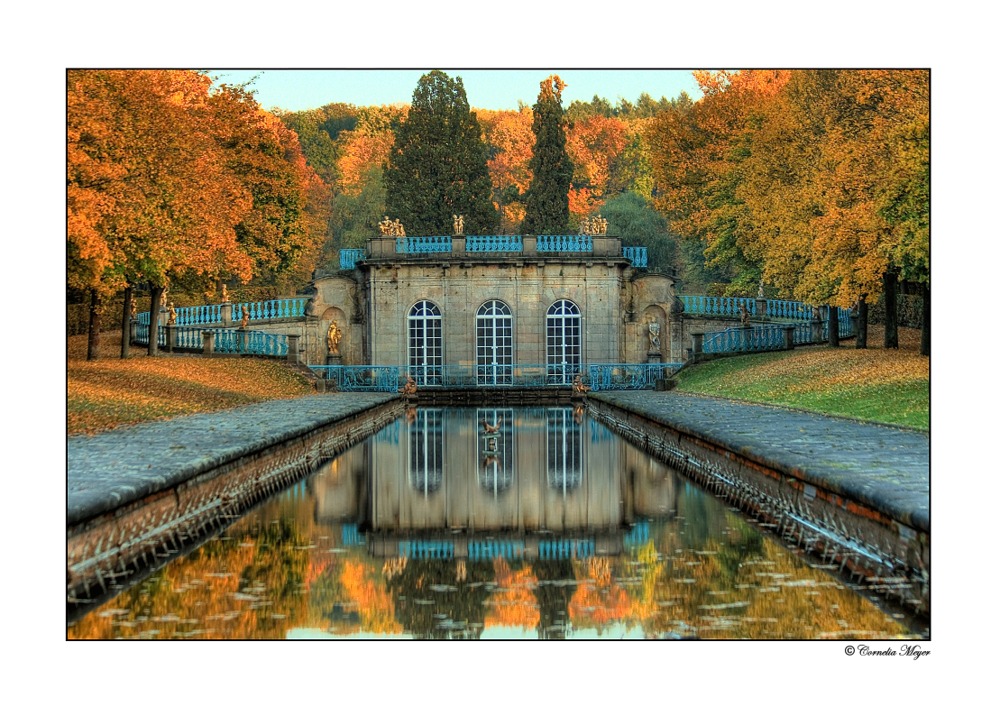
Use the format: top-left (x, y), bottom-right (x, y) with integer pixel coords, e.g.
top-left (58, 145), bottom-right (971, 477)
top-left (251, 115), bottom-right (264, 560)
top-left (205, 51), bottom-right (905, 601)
top-left (408, 300), bottom-right (442, 385)
top-left (476, 300), bottom-right (513, 385)
top-left (546, 299), bottom-right (581, 384)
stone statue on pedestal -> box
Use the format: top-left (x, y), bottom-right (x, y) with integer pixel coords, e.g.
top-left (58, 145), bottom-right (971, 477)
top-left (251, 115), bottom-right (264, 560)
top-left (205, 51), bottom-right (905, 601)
top-left (326, 321), bottom-right (342, 356)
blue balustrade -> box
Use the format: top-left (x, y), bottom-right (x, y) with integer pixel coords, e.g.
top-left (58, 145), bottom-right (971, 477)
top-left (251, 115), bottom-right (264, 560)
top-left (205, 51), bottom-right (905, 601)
top-left (236, 297), bottom-right (308, 322)
top-left (623, 521), bottom-right (650, 548)
top-left (537, 234), bottom-right (593, 252)
top-left (702, 326), bottom-right (787, 354)
top-left (174, 327), bottom-right (204, 349)
top-left (395, 236), bottom-right (452, 254)
top-left (466, 234), bottom-right (523, 253)
top-left (622, 246), bottom-right (648, 268)
top-left (341, 524), bottom-right (365, 547)
top-left (310, 365), bottom-right (402, 392)
top-left (468, 540), bottom-right (525, 561)
top-left (680, 295), bottom-right (757, 317)
top-left (587, 363), bottom-right (684, 391)
top-left (399, 540), bottom-right (454, 559)
top-left (538, 538), bottom-right (595, 560)
top-left (340, 248), bottom-right (365, 270)
top-left (765, 299), bottom-right (810, 321)
top-left (174, 304), bottom-right (222, 326)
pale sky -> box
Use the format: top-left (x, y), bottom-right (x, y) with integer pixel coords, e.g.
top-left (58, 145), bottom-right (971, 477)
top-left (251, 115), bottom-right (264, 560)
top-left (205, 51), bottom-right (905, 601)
top-left (205, 68), bottom-right (703, 113)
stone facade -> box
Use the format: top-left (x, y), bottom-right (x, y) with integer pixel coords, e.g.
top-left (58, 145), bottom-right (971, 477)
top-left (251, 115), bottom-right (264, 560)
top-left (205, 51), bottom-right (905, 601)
top-left (308, 235), bottom-right (684, 370)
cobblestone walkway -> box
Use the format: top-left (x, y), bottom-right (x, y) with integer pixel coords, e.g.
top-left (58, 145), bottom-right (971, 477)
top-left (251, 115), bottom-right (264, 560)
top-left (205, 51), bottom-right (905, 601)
top-left (67, 393), bottom-right (397, 526)
top-left (590, 391), bottom-right (929, 533)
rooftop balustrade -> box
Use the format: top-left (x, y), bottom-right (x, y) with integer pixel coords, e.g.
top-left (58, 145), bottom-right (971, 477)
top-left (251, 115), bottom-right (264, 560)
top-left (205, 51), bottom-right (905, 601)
top-left (342, 233), bottom-right (650, 266)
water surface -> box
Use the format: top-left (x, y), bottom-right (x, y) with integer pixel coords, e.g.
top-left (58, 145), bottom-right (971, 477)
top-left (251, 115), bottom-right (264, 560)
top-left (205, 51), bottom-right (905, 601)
top-left (68, 406), bottom-right (924, 640)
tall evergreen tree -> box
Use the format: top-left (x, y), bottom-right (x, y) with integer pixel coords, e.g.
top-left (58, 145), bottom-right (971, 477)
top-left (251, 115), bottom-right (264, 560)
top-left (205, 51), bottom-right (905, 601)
top-left (384, 70), bottom-right (497, 235)
top-left (522, 75), bottom-right (573, 234)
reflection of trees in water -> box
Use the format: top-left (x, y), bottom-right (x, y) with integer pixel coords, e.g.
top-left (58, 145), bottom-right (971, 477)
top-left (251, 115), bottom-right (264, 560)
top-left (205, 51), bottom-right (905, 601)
top-left (384, 558), bottom-right (493, 639)
top-left (532, 558), bottom-right (577, 639)
top-left (67, 519), bottom-right (314, 640)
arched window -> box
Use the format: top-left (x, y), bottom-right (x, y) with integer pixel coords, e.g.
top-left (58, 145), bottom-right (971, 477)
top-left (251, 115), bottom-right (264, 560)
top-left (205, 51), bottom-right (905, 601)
top-left (546, 299), bottom-right (582, 384)
top-left (476, 300), bottom-right (513, 385)
top-left (408, 300), bottom-right (442, 385)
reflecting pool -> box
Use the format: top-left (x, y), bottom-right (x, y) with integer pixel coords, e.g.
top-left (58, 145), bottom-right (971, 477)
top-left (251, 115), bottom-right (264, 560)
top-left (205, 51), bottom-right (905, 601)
top-left (67, 406), bottom-right (926, 640)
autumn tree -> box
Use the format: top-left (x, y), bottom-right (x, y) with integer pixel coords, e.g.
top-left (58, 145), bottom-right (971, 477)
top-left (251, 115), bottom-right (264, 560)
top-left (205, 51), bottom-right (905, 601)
top-left (479, 107), bottom-right (535, 233)
top-left (565, 114), bottom-right (628, 220)
top-left (68, 70), bottom-right (255, 358)
top-left (68, 70), bottom-right (329, 358)
top-left (648, 71), bottom-right (792, 295)
top-left (384, 71), bottom-right (497, 235)
top-left (522, 75), bottom-right (573, 234)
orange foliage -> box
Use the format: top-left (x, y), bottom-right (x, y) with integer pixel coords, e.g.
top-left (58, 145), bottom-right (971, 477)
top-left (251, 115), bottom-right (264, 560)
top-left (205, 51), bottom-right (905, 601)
top-left (565, 114), bottom-right (628, 217)
top-left (483, 557), bottom-right (540, 630)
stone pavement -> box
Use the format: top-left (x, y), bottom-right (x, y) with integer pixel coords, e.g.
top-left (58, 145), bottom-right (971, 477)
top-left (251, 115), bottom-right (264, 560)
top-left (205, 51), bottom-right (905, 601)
top-left (590, 391), bottom-right (929, 533)
top-left (67, 393), bottom-right (397, 527)
top-left (68, 390), bottom-right (930, 537)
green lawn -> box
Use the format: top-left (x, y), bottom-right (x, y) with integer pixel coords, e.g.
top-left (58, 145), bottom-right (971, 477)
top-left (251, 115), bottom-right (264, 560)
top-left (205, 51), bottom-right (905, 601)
top-left (672, 329), bottom-right (929, 430)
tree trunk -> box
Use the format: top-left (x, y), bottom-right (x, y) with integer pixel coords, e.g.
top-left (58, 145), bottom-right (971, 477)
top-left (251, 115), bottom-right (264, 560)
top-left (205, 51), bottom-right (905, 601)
top-left (921, 283), bottom-right (930, 357)
top-left (148, 284), bottom-right (163, 357)
top-left (883, 271), bottom-right (899, 349)
top-left (855, 297), bottom-right (868, 349)
top-left (86, 289), bottom-right (101, 360)
top-left (120, 286), bottom-right (132, 359)
top-left (827, 304), bottom-right (839, 347)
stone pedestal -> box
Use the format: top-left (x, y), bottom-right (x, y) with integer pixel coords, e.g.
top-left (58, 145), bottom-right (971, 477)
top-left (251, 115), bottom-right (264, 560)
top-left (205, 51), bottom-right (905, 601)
top-left (647, 351), bottom-right (662, 364)
top-left (755, 297), bottom-right (768, 320)
top-left (286, 334), bottom-right (300, 364)
top-left (783, 325), bottom-right (796, 350)
top-left (221, 302), bottom-right (232, 326)
top-left (202, 330), bottom-right (215, 355)
top-left (326, 354), bottom-right (343, 366)
top-left (691, 332), bottom-right (704, 355)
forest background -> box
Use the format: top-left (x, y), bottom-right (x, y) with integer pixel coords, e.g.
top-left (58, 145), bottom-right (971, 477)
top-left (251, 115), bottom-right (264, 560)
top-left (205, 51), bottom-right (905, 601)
top-left (67, 69), bottom-right (929, 349)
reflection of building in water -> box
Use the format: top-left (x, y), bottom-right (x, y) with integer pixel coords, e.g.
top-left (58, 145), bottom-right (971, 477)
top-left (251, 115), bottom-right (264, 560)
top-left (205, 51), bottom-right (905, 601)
top-left (409, 409), bottom-right (444, 494)
top-left (364, 407), bottom-right (666, 535)
top-left (478, 408), bottom-right (514, 495)
top-left (308, 407), bottom-right (679, 560)
top-left (546, 407), bottom-right (582, 492)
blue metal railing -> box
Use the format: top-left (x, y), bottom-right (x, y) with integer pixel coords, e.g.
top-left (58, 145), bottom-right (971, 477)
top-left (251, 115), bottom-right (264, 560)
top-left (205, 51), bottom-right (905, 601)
top-left (396, 236), bottom-right (452, 254)
top-left (340, 248), bottom-right (365, 270)
top-left (309, 365), bottom-right (401, 392)
top-left (623, 246), bottom-right (648, 268)
top-left (466, 234), bottom-right (523, 253)
top-left (537, 234), bottom-right (593, 252)
top-left (309, 362), bottom-right (679, 391)
top-left (587, 363), bottom-right (684, 391)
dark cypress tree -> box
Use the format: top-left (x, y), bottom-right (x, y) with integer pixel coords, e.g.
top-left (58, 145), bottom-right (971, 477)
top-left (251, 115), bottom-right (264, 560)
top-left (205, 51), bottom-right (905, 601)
top-left (384, 70), bottom-right (497, 235)
top-left (522, 75), bottom-right (573, 234)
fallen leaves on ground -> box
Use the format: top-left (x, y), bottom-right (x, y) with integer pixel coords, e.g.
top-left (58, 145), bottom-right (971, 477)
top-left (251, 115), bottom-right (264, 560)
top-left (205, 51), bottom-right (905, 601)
top-left (67, 331), bottom-right (314, 435)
